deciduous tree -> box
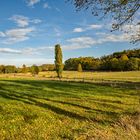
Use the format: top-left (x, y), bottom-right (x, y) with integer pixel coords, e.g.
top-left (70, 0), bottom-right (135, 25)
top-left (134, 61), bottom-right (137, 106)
top-left (69, 0), bottom-right (140, 43)
top-left (31, 65), bottom-right (39, 76)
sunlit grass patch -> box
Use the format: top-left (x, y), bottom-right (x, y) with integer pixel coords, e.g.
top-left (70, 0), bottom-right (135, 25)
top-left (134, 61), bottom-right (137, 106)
top-left (0, 79), bottom-right (139, 139)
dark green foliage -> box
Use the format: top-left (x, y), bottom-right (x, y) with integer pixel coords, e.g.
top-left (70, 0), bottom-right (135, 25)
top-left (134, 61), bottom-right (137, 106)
top-left (77, 63), bottom-right (82, 72)
top-left (39, 64), bottom-right (55, 71)
top-left (55, 44), bottom-right (63, 78)
top-left (65, 49), bottom-right (140, 71)
top-left (22, 64), bottom-right (28, 73)
top-left (127, 58), bottom-right (140, 71)
top-left (31, 65), bottom-right (39, 76)
top-left (64, 57), bottom-right (100, 71)
top-left (4, 65), bottom-right (17, 73)
top-left (0, 65), bottom-right (5, 73)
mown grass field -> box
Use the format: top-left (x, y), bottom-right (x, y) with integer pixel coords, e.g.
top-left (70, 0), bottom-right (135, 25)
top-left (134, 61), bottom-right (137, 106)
top-left (1, 71), bottom-right (140, 82)
top-left (0, 71), bottom-right (140, 139)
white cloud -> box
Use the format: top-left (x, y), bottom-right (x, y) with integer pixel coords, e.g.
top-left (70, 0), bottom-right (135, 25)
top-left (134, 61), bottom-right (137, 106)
top-left (0, 48), bottom-right (21, 54)
top-left (54, 28), bottom-right (61, 37)
top-left (63, 33), bottom-right (129, 50)
top-left (9, 15), bottom-right (29, 27)
top-left (26, 0), bottom-right (40, 7)
top-left (123, 24), bottom-right (140, 33)
top-left (0, 32), bottom-right (5, 37)
top-left (23, 46), bottom-right (53, 54)
top-left (31, 19), bottom-right (42, 24)
top-left (2, 27), bottom-right (35, 44)
top-left (97, 33), bottom-right (130, 43)
top-left (88, 24), bottom-right (103, 29)
top-left (55, 7), bottom-right (61, 12)
top-left (43, 2), bottom-right (51, 9)
top-left (67, 37), bottom-right (96, 45)
top-left (9, 15), bottom-right (42, 27)
top-left (73, 28), bottom-right (84, 33)
top-left (0, 45), bottom-right (52, 55)
top-left (73, 24), bottom-right (103, 33)
top-left (0, 58), bottom-right (54, 67)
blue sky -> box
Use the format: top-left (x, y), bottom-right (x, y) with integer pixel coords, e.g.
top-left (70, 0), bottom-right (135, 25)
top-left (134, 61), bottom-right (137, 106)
top-left (0, 0), bottom-right (139, 66)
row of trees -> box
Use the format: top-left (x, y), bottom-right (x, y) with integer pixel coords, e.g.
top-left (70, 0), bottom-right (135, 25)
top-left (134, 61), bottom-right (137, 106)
top-left (0, 64), bottom-right (39, 75)
top-left (0, 48), bottom-right (140, 76)
top-left (0, 64), bottom-right (55, 74)
top-left (0, 44), bottom-right (63, 78)
top-left (64, 49), bottom-right (140, 71)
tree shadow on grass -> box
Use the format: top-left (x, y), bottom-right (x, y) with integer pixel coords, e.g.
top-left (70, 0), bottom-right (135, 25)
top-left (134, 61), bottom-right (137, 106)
top-left (1, 79), bottom-right (139, 99)
top-left (0, 79), bottom-right (138, 125)
top-left (0, 86), bottom-right (116, 125)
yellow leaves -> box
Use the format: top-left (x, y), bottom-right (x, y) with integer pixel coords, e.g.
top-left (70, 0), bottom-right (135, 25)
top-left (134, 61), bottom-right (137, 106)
top-left (119, 0), bottom-right (128, 5)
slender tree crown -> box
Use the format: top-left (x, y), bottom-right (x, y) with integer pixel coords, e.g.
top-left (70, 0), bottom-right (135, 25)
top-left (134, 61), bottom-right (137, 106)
top-left (55, 44), bottom-right (63, 78)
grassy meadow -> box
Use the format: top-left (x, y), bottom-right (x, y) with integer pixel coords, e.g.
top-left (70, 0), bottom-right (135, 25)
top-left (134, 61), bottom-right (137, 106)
top-left (0, 71), bottom-right (140, 139)
top-left (0, 71), bottom-right (140, 82)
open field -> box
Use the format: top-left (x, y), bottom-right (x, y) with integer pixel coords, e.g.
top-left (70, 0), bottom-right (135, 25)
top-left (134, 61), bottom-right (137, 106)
top-left (0, 78), bottom-right (140, 139)
top-left (0, 71), bottom-right (140, 82)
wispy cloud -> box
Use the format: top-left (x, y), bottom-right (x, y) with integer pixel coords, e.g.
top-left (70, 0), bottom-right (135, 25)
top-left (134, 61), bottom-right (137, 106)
top-left (73, 28), bottom-right (84, 33)
top-left (0, 32), bottom-right (5, 37)
top-left (23, 46), bottom-right (53, 54)
top-left (0, 32), bottom-right (130, 55)
top-left (88, 24), bottom-right (102, 29)
top-left (55, 7), bottom-right (61, 12)
top-left (0, 45), bottom-right (52, 55)
top-left (0, 48), bottom-right (22, 54)
top-left (43, 2), bottom-right (51, 9)
top-left (9, 15), bottom-right (42, 27)
top-left (0, 58), bottom-right (54, 66)
top-left (1, 27), bottom-right (35, 44)
top-left (54, 28), bottom-right (61, 37)
top-left (63, 33), bottom-right (129, 50)
top-left (26, 0), bottom-right (40, 7)
top-left (73, 24), bottom-right (103, 33)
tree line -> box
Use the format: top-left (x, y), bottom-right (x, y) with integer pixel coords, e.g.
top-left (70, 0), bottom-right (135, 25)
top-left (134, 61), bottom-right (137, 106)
top-left (64, 49), bottom-right (140, 71)
top-left (0, 64), bottom-right (55, 74)
top-left (0, 48), bottom-right (140, 76)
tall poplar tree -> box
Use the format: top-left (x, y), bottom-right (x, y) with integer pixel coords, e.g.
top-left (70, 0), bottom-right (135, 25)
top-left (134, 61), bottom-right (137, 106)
top-left (55, 44), bottom-right (63, 78)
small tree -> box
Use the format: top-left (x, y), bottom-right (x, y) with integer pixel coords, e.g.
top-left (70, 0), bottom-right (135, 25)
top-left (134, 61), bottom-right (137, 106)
top-left (119, 54), bottom-right (129, 71)
top-left (0, 65), bottom-right (5, 74)
top-left (77, 63), bottom-right (82, 72)
top-left (31, 65), bottom-right (39, 76)
top-left (55, 44), bottom-right (63, 78)
top-left (22, 64), bottom-right (28, 73)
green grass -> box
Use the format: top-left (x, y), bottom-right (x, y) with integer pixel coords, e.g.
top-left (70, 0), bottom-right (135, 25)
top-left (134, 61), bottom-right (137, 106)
top-left (0, 79), bottom-right (139, 139)
top-left (1, 71), bottom-right (140, 82)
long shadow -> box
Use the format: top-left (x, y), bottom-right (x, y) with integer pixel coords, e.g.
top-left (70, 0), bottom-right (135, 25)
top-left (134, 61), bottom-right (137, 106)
top-left (45, 99), bottom-right (92, 110)
top-left (1, 78), bottom-right (140, 89)
top-left (0, 79), bottom-right (138, 125)
top-left (45, 99), bottom-right (120, 118)
top-left (44, 98), bottom-right (122, 112)
top-left (0, 86), bottom-right (117, 124)
top-left (1, 79), bottom-right (139, 99)
top-left (89, 98), bottom-right (138, 106)
top-left (0, 87), bottom-right (88, 121)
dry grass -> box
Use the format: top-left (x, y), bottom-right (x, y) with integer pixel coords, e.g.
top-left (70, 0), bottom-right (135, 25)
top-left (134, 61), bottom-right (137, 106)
top-left (0, 71), bottom-right (140, 82)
